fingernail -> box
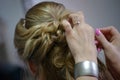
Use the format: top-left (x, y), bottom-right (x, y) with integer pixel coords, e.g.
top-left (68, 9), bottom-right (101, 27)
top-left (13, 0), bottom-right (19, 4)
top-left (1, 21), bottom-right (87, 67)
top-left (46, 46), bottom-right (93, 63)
top-left (95, 29), bottom-right (101, 36)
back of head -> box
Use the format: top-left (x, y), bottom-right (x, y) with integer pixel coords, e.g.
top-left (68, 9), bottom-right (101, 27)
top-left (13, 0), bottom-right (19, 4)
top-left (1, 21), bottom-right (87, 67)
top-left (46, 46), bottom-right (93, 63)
top-left (14, 1), bottom-right (115, 80)
top-left (14, 1), bottom-right (74, 80)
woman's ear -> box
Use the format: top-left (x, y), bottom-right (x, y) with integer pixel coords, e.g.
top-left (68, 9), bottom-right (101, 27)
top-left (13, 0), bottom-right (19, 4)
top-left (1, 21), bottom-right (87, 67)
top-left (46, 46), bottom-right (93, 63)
top-left (28, 60), bottom-right (37, 75)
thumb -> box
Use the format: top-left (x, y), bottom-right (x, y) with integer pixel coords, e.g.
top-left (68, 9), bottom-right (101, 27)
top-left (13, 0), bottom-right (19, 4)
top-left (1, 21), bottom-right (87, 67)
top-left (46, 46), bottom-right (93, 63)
top-left (95, 29), bottom-right (110, 50)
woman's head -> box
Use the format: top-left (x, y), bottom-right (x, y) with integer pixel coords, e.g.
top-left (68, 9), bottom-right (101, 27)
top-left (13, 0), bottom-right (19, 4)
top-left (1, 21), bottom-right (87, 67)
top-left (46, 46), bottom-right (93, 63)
top-left (14, 1), bottom-right (114, 80)
top-left (14, 1), bottom-right (74, 80)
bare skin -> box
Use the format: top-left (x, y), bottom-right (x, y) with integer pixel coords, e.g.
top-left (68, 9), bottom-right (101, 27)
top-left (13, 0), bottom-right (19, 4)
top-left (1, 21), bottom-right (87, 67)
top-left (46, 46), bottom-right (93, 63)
top-left (95, 27), bottom-right (120, 78)
top-left (62, 12), bottom-right (98, 80)
top-left (29, 11), bottom-right (98, 80)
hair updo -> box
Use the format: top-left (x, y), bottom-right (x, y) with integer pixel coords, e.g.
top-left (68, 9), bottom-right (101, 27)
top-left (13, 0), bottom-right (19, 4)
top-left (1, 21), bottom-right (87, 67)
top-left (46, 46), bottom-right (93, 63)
top-left (14, 2), bottom-right (74, 80)
top-left (14, 1), bottom-right (115, 80)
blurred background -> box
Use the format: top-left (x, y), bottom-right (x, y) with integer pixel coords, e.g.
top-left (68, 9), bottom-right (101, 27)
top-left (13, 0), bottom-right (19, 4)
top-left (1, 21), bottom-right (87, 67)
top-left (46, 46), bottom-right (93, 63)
top-left (0, 0), bottom-right (120, 79)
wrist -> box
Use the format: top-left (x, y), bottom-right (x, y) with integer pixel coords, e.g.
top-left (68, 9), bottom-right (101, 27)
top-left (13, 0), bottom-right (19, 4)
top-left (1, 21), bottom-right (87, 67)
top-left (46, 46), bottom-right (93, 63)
top-left (74, 57), bottom-right (97, 64)
top-left (76, 76), bottom-right (98, 80)
top-left (74, 52), bottom-right (97, 64)
top-left (72, 45), bottom-right (97, 63)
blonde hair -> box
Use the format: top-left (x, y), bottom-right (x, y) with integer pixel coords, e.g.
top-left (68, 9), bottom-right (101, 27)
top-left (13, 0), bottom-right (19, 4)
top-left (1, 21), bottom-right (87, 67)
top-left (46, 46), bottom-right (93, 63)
top-left (14, 1), bottom-right (115, 80)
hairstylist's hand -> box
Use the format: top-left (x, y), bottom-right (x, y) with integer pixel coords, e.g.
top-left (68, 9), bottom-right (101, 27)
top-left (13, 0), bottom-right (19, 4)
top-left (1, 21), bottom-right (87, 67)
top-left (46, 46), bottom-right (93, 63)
top-left (95, 27), bottom-right (120, 74)
top-left (62, 12), bottom-right (97, 64)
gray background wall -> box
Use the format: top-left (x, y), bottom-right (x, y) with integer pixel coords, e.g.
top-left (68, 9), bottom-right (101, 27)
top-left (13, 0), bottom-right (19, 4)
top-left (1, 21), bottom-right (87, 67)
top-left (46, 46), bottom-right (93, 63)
top-left (32, 0), bottom-right (120, 30)
top-left (0, 0), bottom-right (24, 64)
top-left (0, 0), bottom-right (120, 64)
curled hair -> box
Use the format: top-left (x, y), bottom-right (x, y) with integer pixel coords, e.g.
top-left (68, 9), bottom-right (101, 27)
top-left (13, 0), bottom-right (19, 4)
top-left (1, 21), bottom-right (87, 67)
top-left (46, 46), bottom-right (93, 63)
top-left (14, 1), bottom-right (115, 80)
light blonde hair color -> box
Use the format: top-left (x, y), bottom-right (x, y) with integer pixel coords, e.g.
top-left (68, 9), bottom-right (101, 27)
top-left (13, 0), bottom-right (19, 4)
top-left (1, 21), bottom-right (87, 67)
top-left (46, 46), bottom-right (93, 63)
top-left (14, 1), bottom-right (116, 80)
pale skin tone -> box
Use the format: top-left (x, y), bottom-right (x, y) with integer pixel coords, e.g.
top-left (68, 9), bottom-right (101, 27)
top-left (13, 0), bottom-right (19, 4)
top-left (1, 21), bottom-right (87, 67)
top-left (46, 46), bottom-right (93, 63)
top-left (29, 12), bottom-right (120, 80)
top-left (95, 27), bottom-right (120, 75)
top-left (62, 12), bottom-right (98, 80)
top-left (29, 11), bottom-right (98, 80)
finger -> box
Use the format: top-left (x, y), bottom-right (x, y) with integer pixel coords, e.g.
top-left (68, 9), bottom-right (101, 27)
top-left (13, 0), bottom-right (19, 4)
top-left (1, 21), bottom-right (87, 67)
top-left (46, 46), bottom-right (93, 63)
top-left (100, 26), bottom-right (119, 37)
top-left (77, 11), bottom-right (85, 23)
top-left (69, 11), bottom-right (85, 26)
top-left (62, 20), bottom-right (73, 35)
top-left (95, 29), bottom-right (111, 50)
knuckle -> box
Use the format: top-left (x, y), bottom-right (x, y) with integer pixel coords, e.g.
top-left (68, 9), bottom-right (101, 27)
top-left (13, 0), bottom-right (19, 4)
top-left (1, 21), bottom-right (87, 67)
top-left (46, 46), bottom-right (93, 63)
top-left (69, 13), bottom-right (76, 18)
top-left (110, 26), bottom-right (115, 29)
top-left (77, 11), bottom-right (84, 19)
top-left (109, 26), bottom-right (119, 32)
top-left (79, 13), bottom-right (84, 18)
top-left (69, 12), bottom-right (85, 22)
top-left (110, 26), bottom-right (116, 30)
top-left (69, 11), bottom-right (84, 18)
